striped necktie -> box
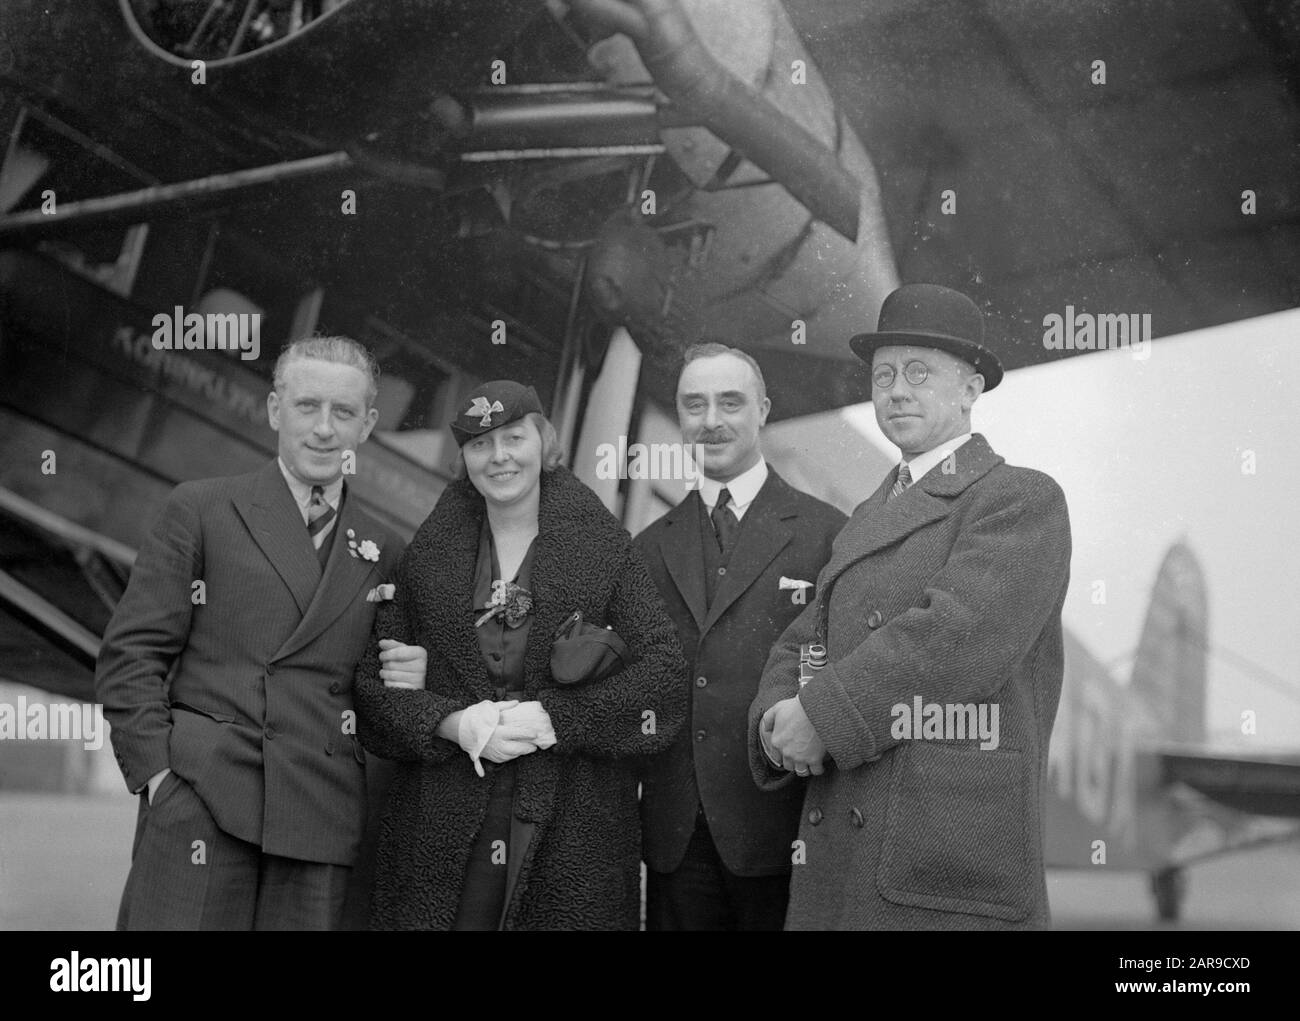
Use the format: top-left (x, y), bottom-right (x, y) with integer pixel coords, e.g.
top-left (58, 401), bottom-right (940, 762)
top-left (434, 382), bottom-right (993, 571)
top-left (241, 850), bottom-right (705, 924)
top-left (889, 462), bottom-right (912, 500)
top-left (307, 485), bottom-right (336, 548)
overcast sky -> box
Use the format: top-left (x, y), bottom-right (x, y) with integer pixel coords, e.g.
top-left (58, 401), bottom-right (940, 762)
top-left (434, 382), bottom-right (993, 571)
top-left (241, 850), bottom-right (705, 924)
top-left (842, 306), bottom-right (1300, 751)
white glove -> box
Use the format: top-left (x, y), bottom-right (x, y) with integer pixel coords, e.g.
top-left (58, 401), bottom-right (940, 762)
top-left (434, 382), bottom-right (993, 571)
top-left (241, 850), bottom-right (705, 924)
top-left (498, 701), bottom-right (556, 750)
top-left (456, 700), bottom-right (540, 776)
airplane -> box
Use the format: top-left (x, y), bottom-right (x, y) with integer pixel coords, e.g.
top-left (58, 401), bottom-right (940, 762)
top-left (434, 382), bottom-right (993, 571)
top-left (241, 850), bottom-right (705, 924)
top-left (0, 0), bottom-right (897, 698)
top-left (1, 0), bottom-right (1297, 925)
top-left (1046, 541), bottom-right (1300, 922)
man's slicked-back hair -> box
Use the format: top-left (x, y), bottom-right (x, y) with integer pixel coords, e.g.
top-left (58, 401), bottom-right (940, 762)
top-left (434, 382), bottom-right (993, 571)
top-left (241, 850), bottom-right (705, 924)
top-left (274, 336), bottom-right (380, 408)
top-left (680, 342), bottom-right (768, 403)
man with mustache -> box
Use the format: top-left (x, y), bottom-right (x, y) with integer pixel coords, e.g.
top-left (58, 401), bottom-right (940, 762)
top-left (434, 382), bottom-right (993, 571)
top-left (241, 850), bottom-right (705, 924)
top-left (635, 343), bottom-right (846, 930)
top-left (749, 284), bottom-right (1072, 929)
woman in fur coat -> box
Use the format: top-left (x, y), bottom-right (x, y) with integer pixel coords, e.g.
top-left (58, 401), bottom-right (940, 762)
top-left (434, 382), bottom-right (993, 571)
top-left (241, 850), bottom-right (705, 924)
top-left (354, 381), bottom-right (686, 930)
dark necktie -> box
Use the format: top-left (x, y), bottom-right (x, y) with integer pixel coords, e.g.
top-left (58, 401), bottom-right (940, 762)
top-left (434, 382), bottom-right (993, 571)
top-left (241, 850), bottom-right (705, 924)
top-left (307, 485), bottom-right (336, 548)
top-left (710, 487), bottom-right (739, 553)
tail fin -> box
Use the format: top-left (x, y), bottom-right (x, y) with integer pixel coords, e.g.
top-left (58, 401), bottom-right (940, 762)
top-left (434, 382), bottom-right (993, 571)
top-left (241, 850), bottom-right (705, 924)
top-left (1129, 543), bottom-right (1209, 743)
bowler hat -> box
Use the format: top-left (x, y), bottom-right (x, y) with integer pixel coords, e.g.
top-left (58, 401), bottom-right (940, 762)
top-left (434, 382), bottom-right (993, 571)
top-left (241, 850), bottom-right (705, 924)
top-left (850, 283), bottom-right (1004, 391)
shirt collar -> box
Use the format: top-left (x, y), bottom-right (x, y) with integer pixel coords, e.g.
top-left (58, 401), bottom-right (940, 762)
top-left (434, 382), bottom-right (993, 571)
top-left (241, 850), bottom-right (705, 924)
top-left (901, 432), bottom-right (973, 485)
top-left (277, 458), bottom-right (343, 519)
top-left (697, 457), bottom-right (768, 512)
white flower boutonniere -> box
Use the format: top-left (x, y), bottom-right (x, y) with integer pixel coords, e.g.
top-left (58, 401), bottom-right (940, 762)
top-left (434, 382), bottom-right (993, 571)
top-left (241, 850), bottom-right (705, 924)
top-left (346, 528), bottom-right (381, 563)
top-left (366, 584), bottom-right (396, 603)
top-left (779, 576), bottom-right (813, 606)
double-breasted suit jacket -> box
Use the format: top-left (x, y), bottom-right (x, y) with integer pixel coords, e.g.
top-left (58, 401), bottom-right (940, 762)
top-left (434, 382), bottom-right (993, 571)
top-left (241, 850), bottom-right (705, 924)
top-left (636, 469), bottom-right (846, 877)
top-left (97, 459), bottom-right (403, 866)
top-left (749, 434), bottom-right (1071, 929)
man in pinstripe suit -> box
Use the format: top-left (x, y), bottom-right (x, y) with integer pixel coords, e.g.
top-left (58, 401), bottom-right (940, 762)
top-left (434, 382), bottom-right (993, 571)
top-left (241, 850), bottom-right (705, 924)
top-left (97, 336), bottom-right (408, 930)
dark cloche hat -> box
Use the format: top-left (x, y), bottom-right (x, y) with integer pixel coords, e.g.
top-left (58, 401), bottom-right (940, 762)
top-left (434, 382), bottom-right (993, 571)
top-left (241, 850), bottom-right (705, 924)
top-left (450, 380), bottom-right (544, 447)
top-left (849, 283), bottom-right (1004, 391)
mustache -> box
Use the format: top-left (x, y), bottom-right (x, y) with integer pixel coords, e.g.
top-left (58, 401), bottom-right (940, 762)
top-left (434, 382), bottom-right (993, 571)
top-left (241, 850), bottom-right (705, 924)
top-left (695, 430), bottom-right (733, 444)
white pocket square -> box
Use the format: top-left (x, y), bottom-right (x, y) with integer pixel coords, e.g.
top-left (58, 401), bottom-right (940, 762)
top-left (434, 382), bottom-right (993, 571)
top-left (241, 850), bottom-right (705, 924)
top-left (366, 584), bottom-right (396, 602)
top-left (778, 577), bottom-right (813, 591)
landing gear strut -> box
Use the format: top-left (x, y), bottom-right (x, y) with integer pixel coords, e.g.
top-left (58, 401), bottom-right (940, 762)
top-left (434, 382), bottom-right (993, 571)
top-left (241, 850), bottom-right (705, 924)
top-left (1151, 867), bottom-right (1187, 922)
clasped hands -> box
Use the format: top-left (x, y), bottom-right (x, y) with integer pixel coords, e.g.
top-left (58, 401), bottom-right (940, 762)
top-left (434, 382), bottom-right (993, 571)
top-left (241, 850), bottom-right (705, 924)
top-left (453, 699), bottom-right (556, 777)
top-left (379, 639), bottom-right (555, 777)
top-left (759, 695), bottom-right (827, 778)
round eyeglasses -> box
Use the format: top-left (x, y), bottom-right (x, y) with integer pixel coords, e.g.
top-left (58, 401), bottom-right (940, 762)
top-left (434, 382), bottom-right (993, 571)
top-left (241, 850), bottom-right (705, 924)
top-left (872, 360), bottom-right (930, 389)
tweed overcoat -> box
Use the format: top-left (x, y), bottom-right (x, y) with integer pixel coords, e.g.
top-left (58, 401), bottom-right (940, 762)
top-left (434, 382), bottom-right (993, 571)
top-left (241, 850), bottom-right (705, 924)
top-left (748, 434), bottom-right (1071, 929)
top-left (354, 466), bottom-right (687, 929)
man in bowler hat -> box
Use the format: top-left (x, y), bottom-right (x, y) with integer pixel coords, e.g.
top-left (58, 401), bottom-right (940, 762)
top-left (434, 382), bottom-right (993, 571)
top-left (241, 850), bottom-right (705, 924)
top-left (749, 284), bottom-right (1072, 929)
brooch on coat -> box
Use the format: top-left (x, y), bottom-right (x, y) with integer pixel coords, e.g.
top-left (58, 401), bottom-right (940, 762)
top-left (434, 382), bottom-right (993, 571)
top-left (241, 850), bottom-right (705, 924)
top-left (475, 580), bottom-right (533, 629)
top-left (346, 528), bottom-right (381, 562)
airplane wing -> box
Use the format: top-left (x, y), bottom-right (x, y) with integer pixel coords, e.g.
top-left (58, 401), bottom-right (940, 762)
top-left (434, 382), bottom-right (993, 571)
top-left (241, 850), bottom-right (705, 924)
top-left (1158, 747), bottom-right (1300, 819)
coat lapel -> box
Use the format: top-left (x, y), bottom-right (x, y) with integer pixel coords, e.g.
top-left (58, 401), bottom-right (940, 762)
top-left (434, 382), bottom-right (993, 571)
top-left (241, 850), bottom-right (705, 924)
top-left (273, 483), bottom-right (380, 662)
top-left (523, 474), bottom-right (583, 689)
top-left (431, 486), bottom-right (493, 700)
top-left (700, 472), bottom-right (797, 636)
top-left (232, 460), bottom-right (320, 618)
top-left (821, 434), bottom-right (1005, 588)
top-left (660, 491), bottom-right (709, 630)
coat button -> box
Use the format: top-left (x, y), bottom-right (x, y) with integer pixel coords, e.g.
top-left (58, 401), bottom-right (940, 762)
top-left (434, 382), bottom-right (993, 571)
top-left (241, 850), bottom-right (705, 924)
top-left (324, 742), bottom-right (335, 756)
top-left (717, 567), bottom-right (726, 576)
top-left (266, 664), bottom-right (276, 676)
top-left (695, 729), bottom-right (707, 742)
top-left (695, 676), bottom-right (707, 688)
top-left (329, 682), bottom-right (342, 695)
top-left (850, 807), bottom-right (864, 828)
top-left (867, 610), bottom-right (883, 628)
top-left (808, 808), bottom-right (823, 825)
top-left (264, 725), bottom-right (277, 740)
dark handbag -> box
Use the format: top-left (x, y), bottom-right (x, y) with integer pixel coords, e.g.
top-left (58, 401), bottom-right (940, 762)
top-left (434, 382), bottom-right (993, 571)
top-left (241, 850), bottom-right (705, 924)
top-left (549, 610), bottom-right (632, 686)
